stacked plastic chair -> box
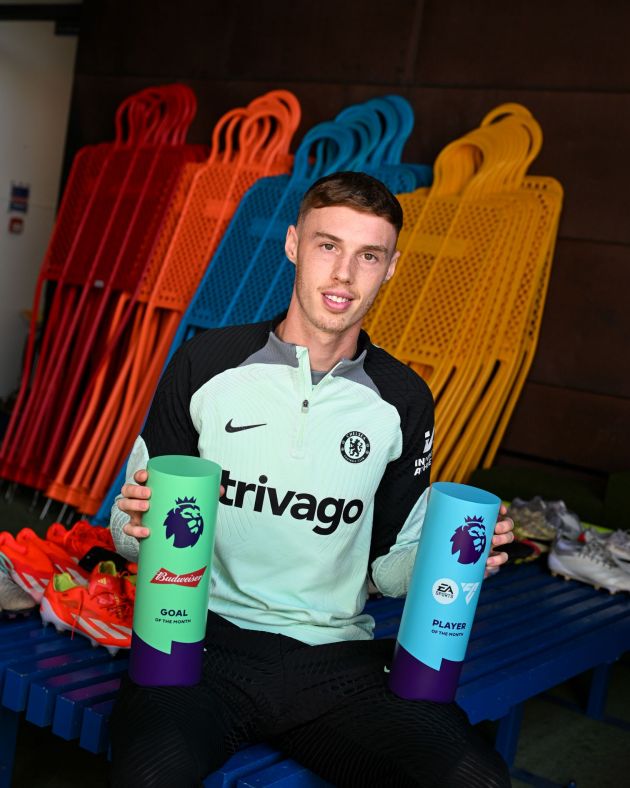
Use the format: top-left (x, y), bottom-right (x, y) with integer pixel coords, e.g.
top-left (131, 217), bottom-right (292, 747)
top-left (0, 85), bottom-right (206, 496)
top-left (248, 96), bottom-right (432, 323)
top-left (92, 95), bottom-right (433, 524)
top-left (364, 103), bottom-right (563, 483)
top-left (170, 94), bottom-right (431, 343)
top-left (42, 90), bottom-right (301, 516)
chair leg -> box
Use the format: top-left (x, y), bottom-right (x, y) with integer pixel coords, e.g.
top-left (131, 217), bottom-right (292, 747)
top-left (494, 702), bottom-right (524, 769)
top-left (0, 706), bottom-right (19, 788)
top-left (586, 662), bottom-right (612, 720)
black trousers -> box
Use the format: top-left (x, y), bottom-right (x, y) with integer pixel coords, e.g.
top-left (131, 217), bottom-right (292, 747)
top-left (109, 612), bottom-right (511, 787)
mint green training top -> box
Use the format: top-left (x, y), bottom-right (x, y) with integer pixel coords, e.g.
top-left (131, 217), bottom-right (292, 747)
top-left (110, 318), bottom-right (434, 645)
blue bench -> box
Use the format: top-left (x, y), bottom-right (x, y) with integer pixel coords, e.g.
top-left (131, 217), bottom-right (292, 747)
top-left (2, 561), bottom-right (630, 787)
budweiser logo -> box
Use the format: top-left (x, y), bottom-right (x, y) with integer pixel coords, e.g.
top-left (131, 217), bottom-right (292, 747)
top-left (150, 566), bottom-right (206, 587)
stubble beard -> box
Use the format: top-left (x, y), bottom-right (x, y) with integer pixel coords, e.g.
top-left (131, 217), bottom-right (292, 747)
top-left (294, 267), bottom-right (367, 335)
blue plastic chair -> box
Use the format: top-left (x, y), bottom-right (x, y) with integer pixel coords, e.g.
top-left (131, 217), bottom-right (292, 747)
top-left (93, 98), bottom-right (434, 524)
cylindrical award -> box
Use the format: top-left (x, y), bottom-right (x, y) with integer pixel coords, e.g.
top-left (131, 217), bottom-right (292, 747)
top-left (128, 454), bottom-right (221, 686)
top-left (388, 481), bottom-right (500, 703)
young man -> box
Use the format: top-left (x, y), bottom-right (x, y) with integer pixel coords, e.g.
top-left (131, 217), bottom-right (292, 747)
top-left (110, 172), bottom-right (513, 787)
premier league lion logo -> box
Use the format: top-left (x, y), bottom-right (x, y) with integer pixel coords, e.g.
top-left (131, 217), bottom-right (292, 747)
top-left (163, 496), bottom-right (204, 548)
top-left (450, 515), bottom-right (486, 565)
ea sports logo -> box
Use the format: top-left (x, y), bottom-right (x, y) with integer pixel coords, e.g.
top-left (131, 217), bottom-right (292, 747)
top-left (450, 515), bottom-right (487, 565)
top-left (164, 496), bottom-right (204, 548)
top-left (432, 578), bottom-right (459, 605)
top-left (340, 431), bottom-right (370, 463)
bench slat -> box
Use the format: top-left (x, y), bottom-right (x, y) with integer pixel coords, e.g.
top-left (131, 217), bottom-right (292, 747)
top-left (460, 595), bottom-right (630, 686)
top-left (203, 744), bottom-right (284, 787)
top-left (52, 678), bottom-right (122, 740)
top-left (79, 699), bottom-right (116, 754)
top-left (473, 579), bottom-right (597, 625)
top-left (236, 758), bottom-right (332, 787)
top-left (0, 624), bottom-right (55, 657)
top-left (2, 647), bottom-right (116, 712)
top-left (26, 657), bottom-right (128, 726)
top-left (0, 616), bottom-right (41, 636)
top-left (458, 612), bottom-right (630, 721)
top-left (470, 600), bottom-right (624, 667)
top-left (0, 636), bottom-right (87, 693)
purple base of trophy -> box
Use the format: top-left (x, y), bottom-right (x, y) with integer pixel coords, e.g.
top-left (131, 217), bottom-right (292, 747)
top-left (388, 642), bottom-right (463, 703)
top-left (128, 631), bottom-right (204, 687)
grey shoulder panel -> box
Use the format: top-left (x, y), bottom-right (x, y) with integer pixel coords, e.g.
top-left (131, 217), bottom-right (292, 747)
top-left (239, 331), bottom-right (299, 369)
top-left (331, 351), bottom-right (381, 397)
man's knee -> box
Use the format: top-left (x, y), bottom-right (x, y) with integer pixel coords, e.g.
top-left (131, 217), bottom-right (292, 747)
top-left (108, 683), bottom-right (208, 787)
top-left (444, 742), bottom-right (511, 788)
top-left (110, 729), bottom-right (203, 788)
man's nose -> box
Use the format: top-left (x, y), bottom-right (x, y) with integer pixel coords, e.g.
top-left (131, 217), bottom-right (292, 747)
top-left (332, 254), bottom-right (353, 282)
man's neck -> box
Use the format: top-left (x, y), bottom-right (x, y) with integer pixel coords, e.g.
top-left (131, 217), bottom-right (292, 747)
top-left (274, 316), bottom-right (361, 372)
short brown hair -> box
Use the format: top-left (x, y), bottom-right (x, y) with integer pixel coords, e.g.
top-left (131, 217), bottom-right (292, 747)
top-left (297, 171), bottom-right (403, 234)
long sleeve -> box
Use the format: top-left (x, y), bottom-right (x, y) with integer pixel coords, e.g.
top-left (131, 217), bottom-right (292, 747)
top-left (109, 436), bottom-right (149, 562)
top-left (371, 487), bottom-right (429, 597)
top-left (365, 346), bottom-right (434, 597)
top-left (108, 340), bottom-right (200, 560)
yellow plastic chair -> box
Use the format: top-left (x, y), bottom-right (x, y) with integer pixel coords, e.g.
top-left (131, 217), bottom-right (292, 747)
top-left (414, 118), bottom-right (540, 432)
top-left (434, 110), bottom-right (561, 480)
top-left (431, 120), bottom-right (562, 480)
top-left (365, 105), bottom-right (562, 484)
top-left (447, 177), bottom-right (563, 480)
top-left (363, 131), bottom-right (487, 347)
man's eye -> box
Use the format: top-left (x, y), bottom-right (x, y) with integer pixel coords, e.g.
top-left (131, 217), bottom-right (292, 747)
top-left (322, 243), bottom-right (335, 251)
top-left (363, 253), bottom-right (378, 262)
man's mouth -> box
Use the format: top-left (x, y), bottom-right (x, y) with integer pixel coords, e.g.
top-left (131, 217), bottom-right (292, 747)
top-left (322, 292), bottom-right (354, 310)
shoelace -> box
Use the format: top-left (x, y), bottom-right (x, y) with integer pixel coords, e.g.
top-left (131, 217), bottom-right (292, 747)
top-left (580, 539), bottom-right (619, 568)
top-left (119, 571), bottom-right (136, 601)
top-left (69, 590), bottom-right (85, 641)
top-left (94, 589), bottom-right (132, 623)
top-left (510, 503), bottom-right (555, 535)
top-left (609, 530), bottom-right (630, 549)
top-left (579, 530), bottom-right (630, 566)
top-left (69, 587), bottom-right (131, 641)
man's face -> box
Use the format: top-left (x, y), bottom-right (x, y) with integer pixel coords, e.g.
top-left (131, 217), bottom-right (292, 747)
top-left (284, 205), bottom-right (399, 336)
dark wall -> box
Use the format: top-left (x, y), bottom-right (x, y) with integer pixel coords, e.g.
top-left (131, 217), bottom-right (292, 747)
top-left (68, 0), bottom-right (630, 483)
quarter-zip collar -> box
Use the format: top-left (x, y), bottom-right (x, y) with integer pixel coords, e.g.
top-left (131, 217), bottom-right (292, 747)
top-left (265, 320), bottom-right (371, 384)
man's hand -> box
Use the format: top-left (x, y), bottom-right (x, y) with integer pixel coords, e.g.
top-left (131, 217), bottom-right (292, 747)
top-left (484, 503), bottom-right (515, 577)
top-left (118, 469), bottom-right (225, 541)
top-left (119, 469), bottom-right (151, 540)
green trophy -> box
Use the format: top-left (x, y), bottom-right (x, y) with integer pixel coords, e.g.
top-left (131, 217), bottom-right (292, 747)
top-left (128, 454), bottom-right (221, 686)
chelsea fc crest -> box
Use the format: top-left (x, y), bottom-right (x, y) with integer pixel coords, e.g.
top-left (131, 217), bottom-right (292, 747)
top-left (340, 431), bottom-right (370, 463)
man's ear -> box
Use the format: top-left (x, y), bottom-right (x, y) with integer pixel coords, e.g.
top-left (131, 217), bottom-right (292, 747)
top-left (285, 225), bottom-right (298, 265)
top-left (384, 250), bottom-right (400, 282)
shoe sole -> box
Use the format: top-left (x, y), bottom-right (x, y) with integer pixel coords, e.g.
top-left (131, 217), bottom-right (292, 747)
top-left (40, 596), bottom-right (123, 656)
top-left (548, 553), bottom-right (620, 594)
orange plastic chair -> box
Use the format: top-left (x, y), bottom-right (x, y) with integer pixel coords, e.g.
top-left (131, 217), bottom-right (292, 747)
top-left (46, 92), bottom-right (300, 515)
top-left (0, 86), bottom-right (201, 488)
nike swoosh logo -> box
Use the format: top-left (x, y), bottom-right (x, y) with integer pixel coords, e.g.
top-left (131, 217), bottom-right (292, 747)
top-left (225, 419), bottom-right (267, 433)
